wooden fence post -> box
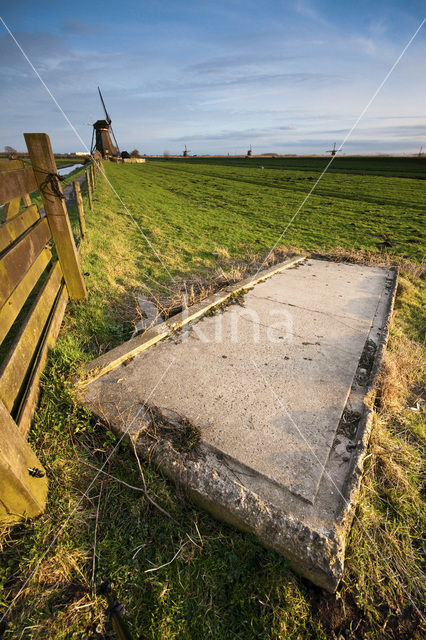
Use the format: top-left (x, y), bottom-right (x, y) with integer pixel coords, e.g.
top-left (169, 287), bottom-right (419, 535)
top-left (91, 164), bottom-right (95, 187)
top-left (73, 181), bottom-right (86, 239)
top-left (86, 169), bottom-right (93, 210)
top-left (0, 400), bottom-right (48, 522)
top-left (24, 133), bottom-right (87, 301)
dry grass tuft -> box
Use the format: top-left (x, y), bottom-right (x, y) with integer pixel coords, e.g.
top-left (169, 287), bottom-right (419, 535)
top-left (213, 246), bottom-right (231, 261)
top-left (311, 246), bottom-right (426, 279)
top-left (342, 277), bottom-right (425, 636)
top-left (133, 247), bottom-right (300, 330)
top-left (215, 266), bottom-right (244, 284)
top-left (377, 336), bottom-right (424, 415)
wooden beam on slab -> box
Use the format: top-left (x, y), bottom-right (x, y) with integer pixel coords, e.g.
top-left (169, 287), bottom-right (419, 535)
top-left (79, 255), bottom-right (306, 386)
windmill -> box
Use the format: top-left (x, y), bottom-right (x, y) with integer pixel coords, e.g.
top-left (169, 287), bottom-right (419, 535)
top-left (417, 146), bottom-right (424, 157)
top-left (326, 143), bottom-right (340, 157)
top-left (91, 87), bottom-right (120, 158)
top-left (246, 145), bottom-right (252, 157)
top-left (183, 145), bottom-right (191, 157)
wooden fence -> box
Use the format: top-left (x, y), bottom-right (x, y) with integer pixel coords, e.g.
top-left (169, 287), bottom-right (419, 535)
top-left (0, 133), bottom-right (95, 523)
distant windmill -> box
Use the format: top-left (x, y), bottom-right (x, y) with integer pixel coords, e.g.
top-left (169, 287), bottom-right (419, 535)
top-left (417, 146), bottom-right (424, 157)
top-left (246, 145), bottom-right (253, 157)
top-left (183, 145), bottom-right (191, 157)
top-left (91, 87), bottom-right (120, 158)
top-left (327, 143), bottom-right (340, 157)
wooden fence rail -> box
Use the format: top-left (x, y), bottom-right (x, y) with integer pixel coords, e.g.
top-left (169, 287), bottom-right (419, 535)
top-left (0, 133), bottom-right (88, 522)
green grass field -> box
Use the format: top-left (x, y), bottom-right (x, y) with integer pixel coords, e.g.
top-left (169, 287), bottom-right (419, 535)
top-left (153, 155), bottom-right (426, 179)
top-left (0, 158), bottom-right (424, 639)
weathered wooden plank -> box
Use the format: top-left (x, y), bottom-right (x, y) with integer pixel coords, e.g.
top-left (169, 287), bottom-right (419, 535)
top-left (0, 162), bottom-right (26, 221)
top-left (17, 284), bottom-right (68, 436)
top-left (0, 261), bottom-right (63, 412)
top-left (24, 134), bottom-right (87, 301)
top-left (0, 167), bottom-right (37, 206)
top-left (0, 400), bottom-right (47, 522)
top-left (0, 159), bottom-right (24, 171)
top-left (3, 197), bottom-right (21, 221)
top-left (0, 248), bottom-right (52, 345)
top-left (0, 204), bottom-right (40, 254)
top-left (0, 217), bottom-right (51, 308)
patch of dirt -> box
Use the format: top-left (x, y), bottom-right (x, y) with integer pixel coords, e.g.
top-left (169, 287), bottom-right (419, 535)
top-left (356, 339), bottom-right (377, 387)
top-left (307, 586), bottom-right (423, 639)
top-left (147, 406), bottom-right (201, 455)
top-left (204, 288), bottom-right (248, 316)
top-left (337, 410), bottom-right (362, 439)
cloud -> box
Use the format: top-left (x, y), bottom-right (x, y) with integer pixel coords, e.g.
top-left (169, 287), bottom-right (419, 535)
top-left (186, 52), bottom-right (300, 75)
top-left (173, 125), bottom-right (296, 143)
top-left (352, 36), bottom-right (376, 56)
top-left (61, 19), bottom-right (99, 35)
top-left (0, 30), bottom-right (70, 74)
top-left (293, 0), bottom-right (329, 27)
top-left (323, 123), bottom-right (426, 139)
top-left (140, 71), bottom-right (344, 98)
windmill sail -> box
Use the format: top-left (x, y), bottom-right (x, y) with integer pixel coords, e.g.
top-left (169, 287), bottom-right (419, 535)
top-left (326, 143), bottom-right (339, 156)
top-left (98, 87), bottom-right (111, 124)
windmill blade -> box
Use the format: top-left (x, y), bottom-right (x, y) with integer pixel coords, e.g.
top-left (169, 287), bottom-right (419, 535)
top-left (98, 86), bottom-right (111, 124)
top-left (110, 125), bottom-right (120, 155)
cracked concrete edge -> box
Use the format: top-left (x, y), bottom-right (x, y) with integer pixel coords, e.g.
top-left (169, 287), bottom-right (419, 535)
top-left (77, 254), bottom-right (306, 386)
top-left (122, 419), bottom-right (344, 592)
top-left (333, 267), bottom-right (399, 543)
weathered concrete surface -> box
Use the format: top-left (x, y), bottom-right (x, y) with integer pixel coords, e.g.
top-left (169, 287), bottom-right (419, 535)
top-left (80, 258), bottom-right (397, 591)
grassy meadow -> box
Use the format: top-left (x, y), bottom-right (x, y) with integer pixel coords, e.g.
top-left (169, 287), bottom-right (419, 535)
top-left (0, 158), bottom-right (424, 639)
top-left (155, 154), bottom-right (426, 179)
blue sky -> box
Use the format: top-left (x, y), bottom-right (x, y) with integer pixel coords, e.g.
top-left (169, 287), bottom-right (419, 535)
top-left (1, 1), bottom-right (425, 154)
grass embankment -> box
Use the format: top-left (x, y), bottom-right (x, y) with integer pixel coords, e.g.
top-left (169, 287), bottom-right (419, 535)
top-left (0, 160), bottom-right (424, 639)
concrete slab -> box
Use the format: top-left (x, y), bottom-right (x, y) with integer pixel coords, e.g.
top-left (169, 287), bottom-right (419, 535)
top-left (79, 258), bottom-right (397, 591)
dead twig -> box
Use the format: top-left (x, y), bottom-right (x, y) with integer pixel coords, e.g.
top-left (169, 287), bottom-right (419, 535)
top-left (144, 540), bottom-right (188, 574)
top-left (130, 439), bottom-right (180, 525)
top-left (80, 455), bottom-right (179, 526)
top-left (91, 479), bottom-right (104, 595)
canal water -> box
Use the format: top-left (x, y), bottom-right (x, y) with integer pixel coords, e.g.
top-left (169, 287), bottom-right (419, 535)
top-left (57, 163), bottom-right (83, 177)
